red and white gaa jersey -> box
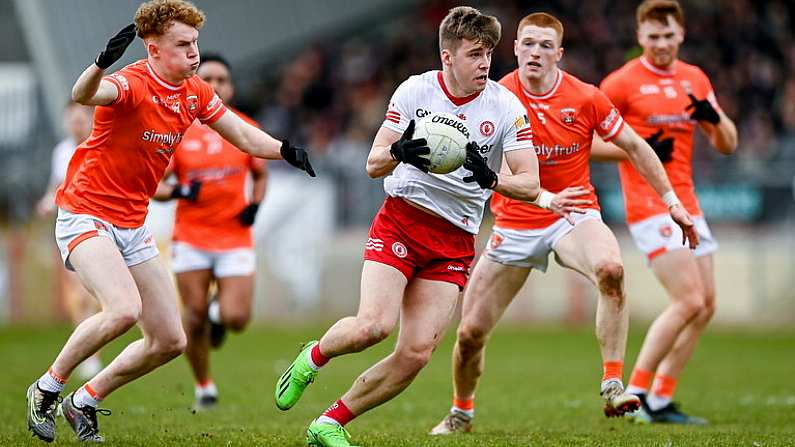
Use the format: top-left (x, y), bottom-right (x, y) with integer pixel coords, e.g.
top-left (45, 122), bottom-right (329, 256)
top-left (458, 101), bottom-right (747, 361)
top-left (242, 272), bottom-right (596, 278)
top-left (381, 70), bottom-right (534, 234)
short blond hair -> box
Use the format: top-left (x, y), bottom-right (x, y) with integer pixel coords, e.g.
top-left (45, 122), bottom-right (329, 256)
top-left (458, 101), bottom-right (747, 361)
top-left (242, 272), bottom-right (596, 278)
top-left (439, 6), bottom-right (501, 52)
top-left (134, 0), bottom-right (205, 39)
top-left (636, 0), bottom-right (684, 27)
top-left (517, 12), bottom-right (564, 46)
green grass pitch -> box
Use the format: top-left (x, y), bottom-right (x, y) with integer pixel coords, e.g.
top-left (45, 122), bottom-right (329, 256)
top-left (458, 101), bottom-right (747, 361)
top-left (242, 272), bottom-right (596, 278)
top-left (2, 324), bottom-right (794, 446)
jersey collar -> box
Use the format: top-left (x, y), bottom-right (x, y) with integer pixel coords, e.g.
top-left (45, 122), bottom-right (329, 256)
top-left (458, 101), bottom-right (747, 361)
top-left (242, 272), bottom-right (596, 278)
top-left (436, 71), bottom-right (481, 106)
top-left (146, 62), bottom-right (183, 90)
top-left (520, 68), bottom-right (563, 100)
top-left (639, 56), bottom-right (677, 77)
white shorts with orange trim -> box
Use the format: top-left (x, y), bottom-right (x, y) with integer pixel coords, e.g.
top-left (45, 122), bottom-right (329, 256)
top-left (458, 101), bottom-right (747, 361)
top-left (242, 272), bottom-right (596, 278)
top-left (628, 213), bottom-right (718, 263)
top-left (55, 208), bottom-right (159, 271)
top-left (170, 241), bottom-right (255, 277)
top-left (484, 209), bottom-right (603, 271)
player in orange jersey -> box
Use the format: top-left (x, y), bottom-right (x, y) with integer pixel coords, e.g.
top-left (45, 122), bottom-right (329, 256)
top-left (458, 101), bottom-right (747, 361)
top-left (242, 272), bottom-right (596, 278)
top-left (153, 53), bottom-right (267, 411)
top-left (25, 1), bottom-right (314, 443)
top-left (37, 101), bottom-right (104, 381)
top-left (594, 0), bottom-right (737, 425)
top-left (430, 12), bottom-right (698, 434)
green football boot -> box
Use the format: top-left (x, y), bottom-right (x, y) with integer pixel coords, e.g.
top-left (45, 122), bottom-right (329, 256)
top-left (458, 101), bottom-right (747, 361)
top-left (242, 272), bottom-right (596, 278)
top-left (274, 341), bottom-right (319, 410)
top-left (26, 381), bottom-right (60, 443)
top-left (306, 420), bottom-right (358, 447)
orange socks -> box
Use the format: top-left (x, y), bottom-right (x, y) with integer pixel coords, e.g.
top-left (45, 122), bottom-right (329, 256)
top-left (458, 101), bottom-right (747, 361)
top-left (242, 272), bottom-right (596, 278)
top-left (647, 374), bottom-right (678, 411)
top-left (626, 368), bottom-right (654, 395)
top-left (452, 397), bottom-right (474, 417)
top-left (601, 361), bottom-right (624, 383)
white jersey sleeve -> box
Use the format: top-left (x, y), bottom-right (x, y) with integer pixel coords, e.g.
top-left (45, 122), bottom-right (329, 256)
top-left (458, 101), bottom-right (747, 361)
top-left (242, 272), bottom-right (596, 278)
top-left (498, 88), bottom-right (534, 153)
top-left (381, 77), bottom-right (418, 135)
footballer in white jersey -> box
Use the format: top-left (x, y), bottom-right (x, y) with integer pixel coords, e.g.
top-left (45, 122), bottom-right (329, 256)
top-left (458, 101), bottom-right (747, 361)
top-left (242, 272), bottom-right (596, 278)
top-left (381, 70), bottom-right (534, 233)
top-left (273, 8), bottom-right (591, 447)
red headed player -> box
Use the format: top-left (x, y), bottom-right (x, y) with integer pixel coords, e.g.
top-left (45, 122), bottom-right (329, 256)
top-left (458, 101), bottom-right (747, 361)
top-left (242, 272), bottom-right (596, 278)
top-left (25, 0), bottom-right (314, 443)
top-left (594, 0), bottom-right (737, 425)
top-left (36, 101), bottom-right (104, 381)
top-left (430, 12), bottom-right (698, 434)
top-left (152, 53), bottom-right (267, 411)
top-left (273, 7), bottom-right (586, 447)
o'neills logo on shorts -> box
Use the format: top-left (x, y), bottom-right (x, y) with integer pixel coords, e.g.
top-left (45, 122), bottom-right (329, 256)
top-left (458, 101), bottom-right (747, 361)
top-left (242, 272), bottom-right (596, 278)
top-left (447, 265), bottom-right (466, 272)
top-left (431, 115), bottom-right (470, 139)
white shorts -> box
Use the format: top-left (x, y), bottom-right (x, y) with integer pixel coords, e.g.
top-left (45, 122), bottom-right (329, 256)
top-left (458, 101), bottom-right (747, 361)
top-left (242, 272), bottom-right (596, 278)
top-left (484, 209), bottom-right (603, 272)
top-left (628, 213), bottom-right (718, 262)
top-left (55, 208), bottom-right (159, 271)
top-left (170, 241), bottom-right (255, 277)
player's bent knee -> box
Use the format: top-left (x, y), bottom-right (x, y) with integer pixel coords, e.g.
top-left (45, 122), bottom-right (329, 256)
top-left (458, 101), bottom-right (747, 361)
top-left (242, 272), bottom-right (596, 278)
top-left (151, 330), bottom-right (187, 359)
top-left (394, 347), bottom-right (433, 376)
top-left (356, 319), bottom-right (392, 347)
top-left (457, 323), bottom-right (488, 352)
top-left (224, 311), bottom-right (250, 332)
top-left (105, 305), bottom-right (141, 333)
top-left (674, 291), bottom-right (705, 319)
top-left (595, 261), bottom-right (624, 298)
top-left (694, 298), bottom-right (716, 326)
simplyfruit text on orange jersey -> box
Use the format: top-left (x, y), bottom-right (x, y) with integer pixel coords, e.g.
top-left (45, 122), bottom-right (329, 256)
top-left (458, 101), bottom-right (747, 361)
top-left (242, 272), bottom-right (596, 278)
top-left (170, 109), bottom-right (265, 250)
top-left (56, 60), bottom-right (227, 227)
top-left (600, 57), bottom-right (722, 224)
top-left (491, 69), bottom-right (625, 229)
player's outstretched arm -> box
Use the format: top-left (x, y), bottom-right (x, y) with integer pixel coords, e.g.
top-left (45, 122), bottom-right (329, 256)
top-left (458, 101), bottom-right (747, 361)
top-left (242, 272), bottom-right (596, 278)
top-left (611, 124), bottom-right (699, 248)
top-left (72, 24), bottom-right (136, 106)
top-left (591, 131), bottom-right (674, 163)
top-left (209, 111), bottom-right (315, 177)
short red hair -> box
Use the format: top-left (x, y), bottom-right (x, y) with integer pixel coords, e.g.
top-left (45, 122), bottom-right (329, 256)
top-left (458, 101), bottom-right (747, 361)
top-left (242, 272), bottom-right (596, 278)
top-left (636, 0), bottom-right (684, 27)
top-left (517, 12), bottom-right (564, 46)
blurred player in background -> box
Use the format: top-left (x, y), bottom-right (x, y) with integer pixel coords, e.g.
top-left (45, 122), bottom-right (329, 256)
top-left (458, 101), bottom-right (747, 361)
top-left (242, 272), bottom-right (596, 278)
top-left (25, 0), bottom-right (314, 443)
top-left (36, 100), bottom-right (103, 381)
top-left (430, 12), bottom-right (698, 435)
top-left (273, 7), bottom-right (588, 447)
top-left (594, 0), bottom-right (737, 424)
top-left (153, 53), bottom-right (267, 411)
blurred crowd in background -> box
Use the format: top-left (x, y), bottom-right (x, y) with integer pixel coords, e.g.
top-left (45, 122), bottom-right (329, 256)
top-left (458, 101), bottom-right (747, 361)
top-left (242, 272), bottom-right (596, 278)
top-left (1, 0), bottom-right (794, 322)
top-left (241, 0), bottom-right (795, 225)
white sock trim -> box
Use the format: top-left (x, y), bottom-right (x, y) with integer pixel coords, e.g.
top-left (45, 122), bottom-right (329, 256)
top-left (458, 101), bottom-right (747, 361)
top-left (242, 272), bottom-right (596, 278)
top-left (305, 346), bottom-right (321, 371)
top-left (647, 394), bottom-right (672, 411)
top-left (73, 386), bottom-right (101, 408)
top-left (315, 415), bottom-right (340, 426)
top-left (37, 372), bottom-right (65, 393)
top-left (208, 300), bottom-right (221, 324)
top-left (450, 406), bottom-right (474, 419)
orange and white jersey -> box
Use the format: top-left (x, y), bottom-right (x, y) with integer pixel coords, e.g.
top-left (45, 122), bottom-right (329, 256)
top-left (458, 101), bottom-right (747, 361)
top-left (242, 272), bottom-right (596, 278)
top-left (171, 109), bottom-right (265, 251)
top-left (56, 59), bottom-right (227, 228)
top-left (491, 69), bottom-right (624, 230)
top-left (600, 56), bottom-right (721, 224)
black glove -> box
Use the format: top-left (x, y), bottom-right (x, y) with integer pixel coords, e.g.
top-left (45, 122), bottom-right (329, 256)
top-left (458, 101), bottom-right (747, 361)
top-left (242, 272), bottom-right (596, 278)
top-left (645, 129), bottom-right (675, 163)
top-left (171, 180), bottom-right (201, 202)
top-left (95, 24), bottom-right (137, 70)
top-left (463, 142), bottom-right (498, 189)
top-left (389, 119), bottom-right (430, 172)
top-left (686, 93), bottom-right (720, 124)
top-left (280, 140), bottom-right (316, 177)
top-left (238, 203), bottom-right (260, 226)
